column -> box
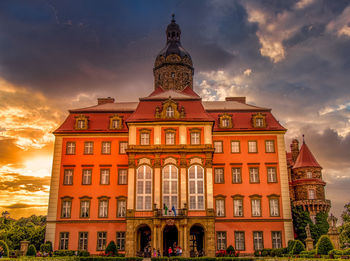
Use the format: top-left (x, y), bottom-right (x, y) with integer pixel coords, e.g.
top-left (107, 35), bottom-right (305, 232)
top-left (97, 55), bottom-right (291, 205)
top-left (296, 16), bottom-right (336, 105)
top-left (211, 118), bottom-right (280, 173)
top-left (180, 153), bottom-right (187, 208)
top-left (127, 154), bottom-right (135, 211)
top-left (179, 125), bottom-right (187, 144)
top-left (205, 152), bottom-right (214, 210)
top-left (154, 154), bottom-right (161, 208)
top-left (183, 225), bottom-right (188, 257)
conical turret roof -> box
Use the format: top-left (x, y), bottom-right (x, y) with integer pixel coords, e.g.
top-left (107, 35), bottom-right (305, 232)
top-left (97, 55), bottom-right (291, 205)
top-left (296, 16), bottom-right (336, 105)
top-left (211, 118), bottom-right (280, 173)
top-left (293, 142), bottom-right (322, 169)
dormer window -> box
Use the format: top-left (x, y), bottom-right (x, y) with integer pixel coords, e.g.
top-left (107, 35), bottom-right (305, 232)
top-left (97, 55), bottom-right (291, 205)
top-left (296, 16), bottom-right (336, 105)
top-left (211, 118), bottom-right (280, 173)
top-left (166, 106), bottom-right (174, 118)
top-left (171, 72), bottom-right (175, 78)
top-left (75, 115), bottom-right (88, 130)
top-left (219, 114), bottom-right (233, 128)
top-left (109, 114), bottom-right (123, 130)
top-left (252, 112), bottom-right (266, 128)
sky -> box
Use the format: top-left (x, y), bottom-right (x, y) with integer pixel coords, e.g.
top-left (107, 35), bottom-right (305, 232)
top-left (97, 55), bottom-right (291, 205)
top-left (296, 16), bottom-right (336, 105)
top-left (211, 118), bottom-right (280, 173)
top-left (0, 0), bottom-right (349, 221)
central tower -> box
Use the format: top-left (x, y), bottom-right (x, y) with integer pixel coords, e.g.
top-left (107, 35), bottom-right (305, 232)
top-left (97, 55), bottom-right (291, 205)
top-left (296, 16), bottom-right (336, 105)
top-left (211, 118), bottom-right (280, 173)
top-left (153, 15), bottom-right (194, 91)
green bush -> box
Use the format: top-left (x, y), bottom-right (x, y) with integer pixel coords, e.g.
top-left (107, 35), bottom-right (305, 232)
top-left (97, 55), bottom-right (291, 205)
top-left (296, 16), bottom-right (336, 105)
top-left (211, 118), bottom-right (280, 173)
top-left (290, 240), bottom-right (305, 255)
top-left (286, 240), bottom-right (295, 253)
top-left (0, 240), bottom-right (9, 257)
top-left (54, 249), bottom-right (75, 256)
top-left (40, 243), bottom-right (52, 253)
top-left (270, 248), bottom-right (284, 257)
top-left (316, 235), bottom-right (334, 255)
top-left (329, 249), bottom-right (343, 255)
top-left (26, 244), bottom-right (37, 256)
top-left (343, 248), bottom-right (350, 255)
top-left (105, 241), bottom-right (118, 256)
top-left (79, 258), bottom-right (143, 261)
top-left (78, 250), bottom-right (90, 256)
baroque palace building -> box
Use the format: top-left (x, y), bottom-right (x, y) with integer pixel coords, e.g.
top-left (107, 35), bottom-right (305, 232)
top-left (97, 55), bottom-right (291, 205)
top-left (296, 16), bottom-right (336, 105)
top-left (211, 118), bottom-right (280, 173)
top-left (46, 17), bottom-right (302, 256)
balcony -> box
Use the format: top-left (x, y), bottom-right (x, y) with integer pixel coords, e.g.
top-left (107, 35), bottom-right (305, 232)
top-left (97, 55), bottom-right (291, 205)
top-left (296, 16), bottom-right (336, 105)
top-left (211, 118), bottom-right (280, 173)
top-left (154, 208), bottom-right (187, 218)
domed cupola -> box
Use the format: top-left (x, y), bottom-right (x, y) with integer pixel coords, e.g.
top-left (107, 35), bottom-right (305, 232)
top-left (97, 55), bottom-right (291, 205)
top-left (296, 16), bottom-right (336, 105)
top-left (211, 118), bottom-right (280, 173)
top-left (154, 15), bottom-right (194, 91)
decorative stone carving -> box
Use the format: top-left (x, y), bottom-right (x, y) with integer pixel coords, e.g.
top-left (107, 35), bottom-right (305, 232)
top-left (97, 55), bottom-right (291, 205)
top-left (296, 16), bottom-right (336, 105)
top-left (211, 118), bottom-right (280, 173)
top-left (189, 157), bottom-right (202, 165)
top-left (164, 157), bottom-right (177, 165)
top-left (138, 158), bottom-right (152, 166)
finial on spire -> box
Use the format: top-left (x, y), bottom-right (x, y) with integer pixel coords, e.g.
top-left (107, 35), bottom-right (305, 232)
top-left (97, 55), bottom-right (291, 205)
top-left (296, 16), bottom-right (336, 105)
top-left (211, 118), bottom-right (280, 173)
top-left (302, 134), bottom-right (305, 144)
top-left (171, 13), bottom-right (175, 22)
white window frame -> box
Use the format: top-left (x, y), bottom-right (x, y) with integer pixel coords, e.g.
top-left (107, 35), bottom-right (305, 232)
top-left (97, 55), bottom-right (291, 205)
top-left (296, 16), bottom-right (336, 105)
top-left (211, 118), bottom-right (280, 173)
top-left (255, 118), bottom-right (264, 127)
top-left (100, 169), bottom-right (110, 185)
top-left (269, 198), bottom-right (279, 216)
top-left (217, 232), bottom-right (226, 250)
top-left (59, 232), bottom-right (69, 250)
top-left (97, 232), bottom-right (107, 251)
top-left (80, 200), bottom-right (90, 218)
top-left (234, 198), bottom-right (243, 217)
top-left (78, 232), bottom-right (88, 250)
top-left (235, 231), bottom-right (245, 251)
top-left (253, 231), bottom-right (264, 250)
top-left (190, 132), bottom-right (200, 145)
top-left (249, 167), bottom-right (260, 183)
top-left (112, 119), bottom-right (120, 129)
top-left (214, 168), bottom-right (224, 184)
top-left (119, 141), bottom-right (128, 154)
top-left (307, 171), bottom-right (313, 178)
top-left (265, 140), bottom-right (275, 153)
top-left (251, 199), bottom-right (261, 217)
top-left (162, 165), bottom-right (178, 211)
top-left (82, 169), bottom-right (92, 185)
top-left (117, 200), bottom-right (126, 217)
top-left (62, 200), bottom-right (71, 218)
top-left (66, 142), bottom-right (76, 155)
top-left (101, 141), bottom-right (111, 154)
top-left (232, 168), bottom-right (242, 183)
top-left (248, 141), bottom-right (257, 153)
top-left (231, 140), bottom-right (240, 153)
top-left (188, 165), bottom-right (205, 210)
top-left (308, 189), bottom-right (316, 199)
top-left (222, 118), bottom-right (230, 128)
top-left (216, 198), bottom-right (225, 217)
top-left (116, 232), bottom-right (126, 250)
top-left (64, 169), bottom-right (73, 185)
top-left (118, 169), bottom-right (128, 185)
top-left (214, 141), bottom-right (223, 153)
top-left (165, 132), bottom-right (175, 145)
top-left (98, 200), bottom-right (108, 218)
top-left (267, 167), bottom-right (277, 183)
top-left (140, 132), bottom-right (150, 145)
top-left (136, 165), bottom-right (152, 210)
top-left (166, 106), bottom-right (174, 118)
top-left (84, 141), bottom-right (93, 154)
top-left (77, 119), bottom-right (85, 129)
top-left (272, 231), bottom-right (282, 248)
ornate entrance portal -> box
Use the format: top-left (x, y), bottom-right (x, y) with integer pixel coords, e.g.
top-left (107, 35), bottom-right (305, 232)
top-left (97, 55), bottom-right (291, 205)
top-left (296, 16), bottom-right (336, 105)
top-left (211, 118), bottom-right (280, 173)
top-left (137, 225), bottom-right (151, 256)
top-left (163, 225), bottom-right (178, 256)
top-left (190, 225), bottom-right (204, 257)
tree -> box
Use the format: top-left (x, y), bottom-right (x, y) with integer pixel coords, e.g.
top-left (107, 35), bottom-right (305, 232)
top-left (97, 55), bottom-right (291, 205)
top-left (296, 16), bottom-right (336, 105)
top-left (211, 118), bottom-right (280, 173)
top-left (26, 244), bottom-right (37, 256)
top-left (340, 202), bottom-right (350, 247)
top-left (290, 240), bottom-right (305, 255)
top-left (292, 206), bottom-right (313, 243)
top-left (312, 212), bottom-right (330, 243)
top-left (341, 203), bottom-right (350, 224)
top-left (316, 235), bottom-right (334, 255)
top-left (105, 240), bottom-right (118, 256)
top-left (0, 240), bottom-right (9, 257)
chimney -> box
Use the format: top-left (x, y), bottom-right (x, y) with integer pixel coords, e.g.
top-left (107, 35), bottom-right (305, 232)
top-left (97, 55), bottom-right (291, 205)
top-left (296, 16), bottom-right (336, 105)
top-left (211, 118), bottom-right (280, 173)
top-left (290, 139), bottom-right (299, 162)
top-left (225, 97), bottom-right (246, 103)
top-left (97, 97), bottom-right (115, 105)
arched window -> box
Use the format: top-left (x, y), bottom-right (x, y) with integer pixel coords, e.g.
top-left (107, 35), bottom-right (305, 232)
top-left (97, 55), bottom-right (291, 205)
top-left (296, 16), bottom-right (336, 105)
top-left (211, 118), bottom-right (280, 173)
top-left (166, 106), bottom-right (174, 118)
top-left (188, 165), bottom-right (204, 210)
top-left (162, 165), bottom-right (178, 212)
top-left (136, 165), bottom-right (152, 210)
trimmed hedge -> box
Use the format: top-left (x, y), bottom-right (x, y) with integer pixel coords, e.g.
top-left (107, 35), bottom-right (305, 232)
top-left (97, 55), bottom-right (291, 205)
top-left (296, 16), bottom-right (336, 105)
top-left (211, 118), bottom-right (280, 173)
top-left (290, 240), bottom-right (305, 255)
top-left (0, 240), bottom-right (9, 257)
top-left (26, 244), bottom-right (37, 256)
top-left (151, 258), bottom-right (254, 261)
top-left (80, 258), bottom-right (143, 261)
top-left (54, 250), bottom-right (76, 256)
top-left (316, 235), bottom-right (334, 255)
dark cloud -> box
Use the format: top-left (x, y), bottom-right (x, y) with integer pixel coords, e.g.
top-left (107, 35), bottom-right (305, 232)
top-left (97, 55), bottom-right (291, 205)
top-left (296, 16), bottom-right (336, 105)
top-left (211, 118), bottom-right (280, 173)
top-left (0, 173), bottom-right (50, 193)
top-left (4, 203), bottom-right (46, 209)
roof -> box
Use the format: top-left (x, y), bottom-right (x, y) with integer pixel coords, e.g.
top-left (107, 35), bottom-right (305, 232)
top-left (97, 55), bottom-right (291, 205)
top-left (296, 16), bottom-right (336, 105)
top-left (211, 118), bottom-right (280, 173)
top-left (293, 142), bottom-right (322, 169)
top-left (202, 101), bottom-right (269, 111)
top-left (69, 102), bottom-right (138, 113)
top-left (141, 87), bottom-right (200, 100)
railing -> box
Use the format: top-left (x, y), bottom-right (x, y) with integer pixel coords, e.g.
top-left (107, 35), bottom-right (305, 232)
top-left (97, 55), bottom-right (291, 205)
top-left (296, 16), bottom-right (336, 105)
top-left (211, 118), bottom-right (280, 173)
top-left (154, 208), bottom-right (187, 217)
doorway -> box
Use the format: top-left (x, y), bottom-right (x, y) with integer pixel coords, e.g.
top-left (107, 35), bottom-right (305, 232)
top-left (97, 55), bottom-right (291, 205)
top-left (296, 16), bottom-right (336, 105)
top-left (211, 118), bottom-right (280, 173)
top-left (137, 225), bottom-right (151, 257)
top-left (163, 225), bottom-right (178, 256)
top-left (190, 225), bottom-right (204, 257)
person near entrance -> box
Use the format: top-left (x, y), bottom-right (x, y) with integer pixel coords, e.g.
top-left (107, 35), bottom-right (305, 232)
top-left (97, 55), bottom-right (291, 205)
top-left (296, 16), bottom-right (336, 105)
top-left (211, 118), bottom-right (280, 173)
top-left (168, 247), bottom-right (172, 257)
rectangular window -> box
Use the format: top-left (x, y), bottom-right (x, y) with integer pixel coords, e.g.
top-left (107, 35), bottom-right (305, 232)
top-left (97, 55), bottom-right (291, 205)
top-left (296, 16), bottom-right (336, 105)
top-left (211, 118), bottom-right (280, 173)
top-left (231, 140), bottom-right (240, 153)
top-left (217, 232), bottom-right (226, 250)
top-left (267, 167), bottom-right (277, 183)
top-left (59, 232), bottom-right (69, 250)
top-left (84, 141), bottom-right (94, 154)
top-left (190, 132), bottom-right (200, 145)
top-left (80, 200), bottom-right (90, 218)
top-left (99, 200), bottom-right (108, 218)
top-left (265, 140), bottom-right (275, 153)
top-left (272, 231), bottom-right (282, 249)
top-left (100, 169), bottom-right (110, 185)
top-left (269, 198), bottom-right (280, 216)
top-left (78, 232), bottom-right (88, 250)
top-left (116, 232), bottom-right (125, 251)
top-left (235, 231), bottom-right (245, 251)
top-left (251, 199), bottom-right (261, 217)
top-left (248, 141), bottom-right (257, 153)
top-left (253, 231), bottom-right (264, 250)
top-left (214, 141), bottom-right (223, 153)
top-left (249, 167), bottom-right (260, 183)
top-left (117, 200), bottom-right (126, 217)
top-left (66, 142), bottom-right (76, 155)
top-left (255, 118), bottom-right (264, 127)
top-left (61, 200), bottom-right (71, 218)
top-left (309, 189), bottom-right (316, 199)
top-left (234, 198), bottom-right (243, 217)
top-left (97, 232), bottom-right (107, 251)
top-left (214, 168), bottom-right (224, 184)
top-left (112, 119), bottom-right (120, 129)
top-left (232, 168), bottom-right (242, 183)
top-left (101, 141), bottom-right (111, 154)
top-left (165, 132), bottom-right (175, 145)
top-left (64, 169), bottom-right (73, 185)
top-left (216, 199), bottom-right (225, 217)
top-left (119, 141), bottom-right (128, 154)
top-left (307, 171), bottom-right (313, 178)
top-left (140, 132), bottom-right (150, 145)
top-left (118, 169), bottom-right (128, 185)
top-left (82, 169), bottom-right (92, 185)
